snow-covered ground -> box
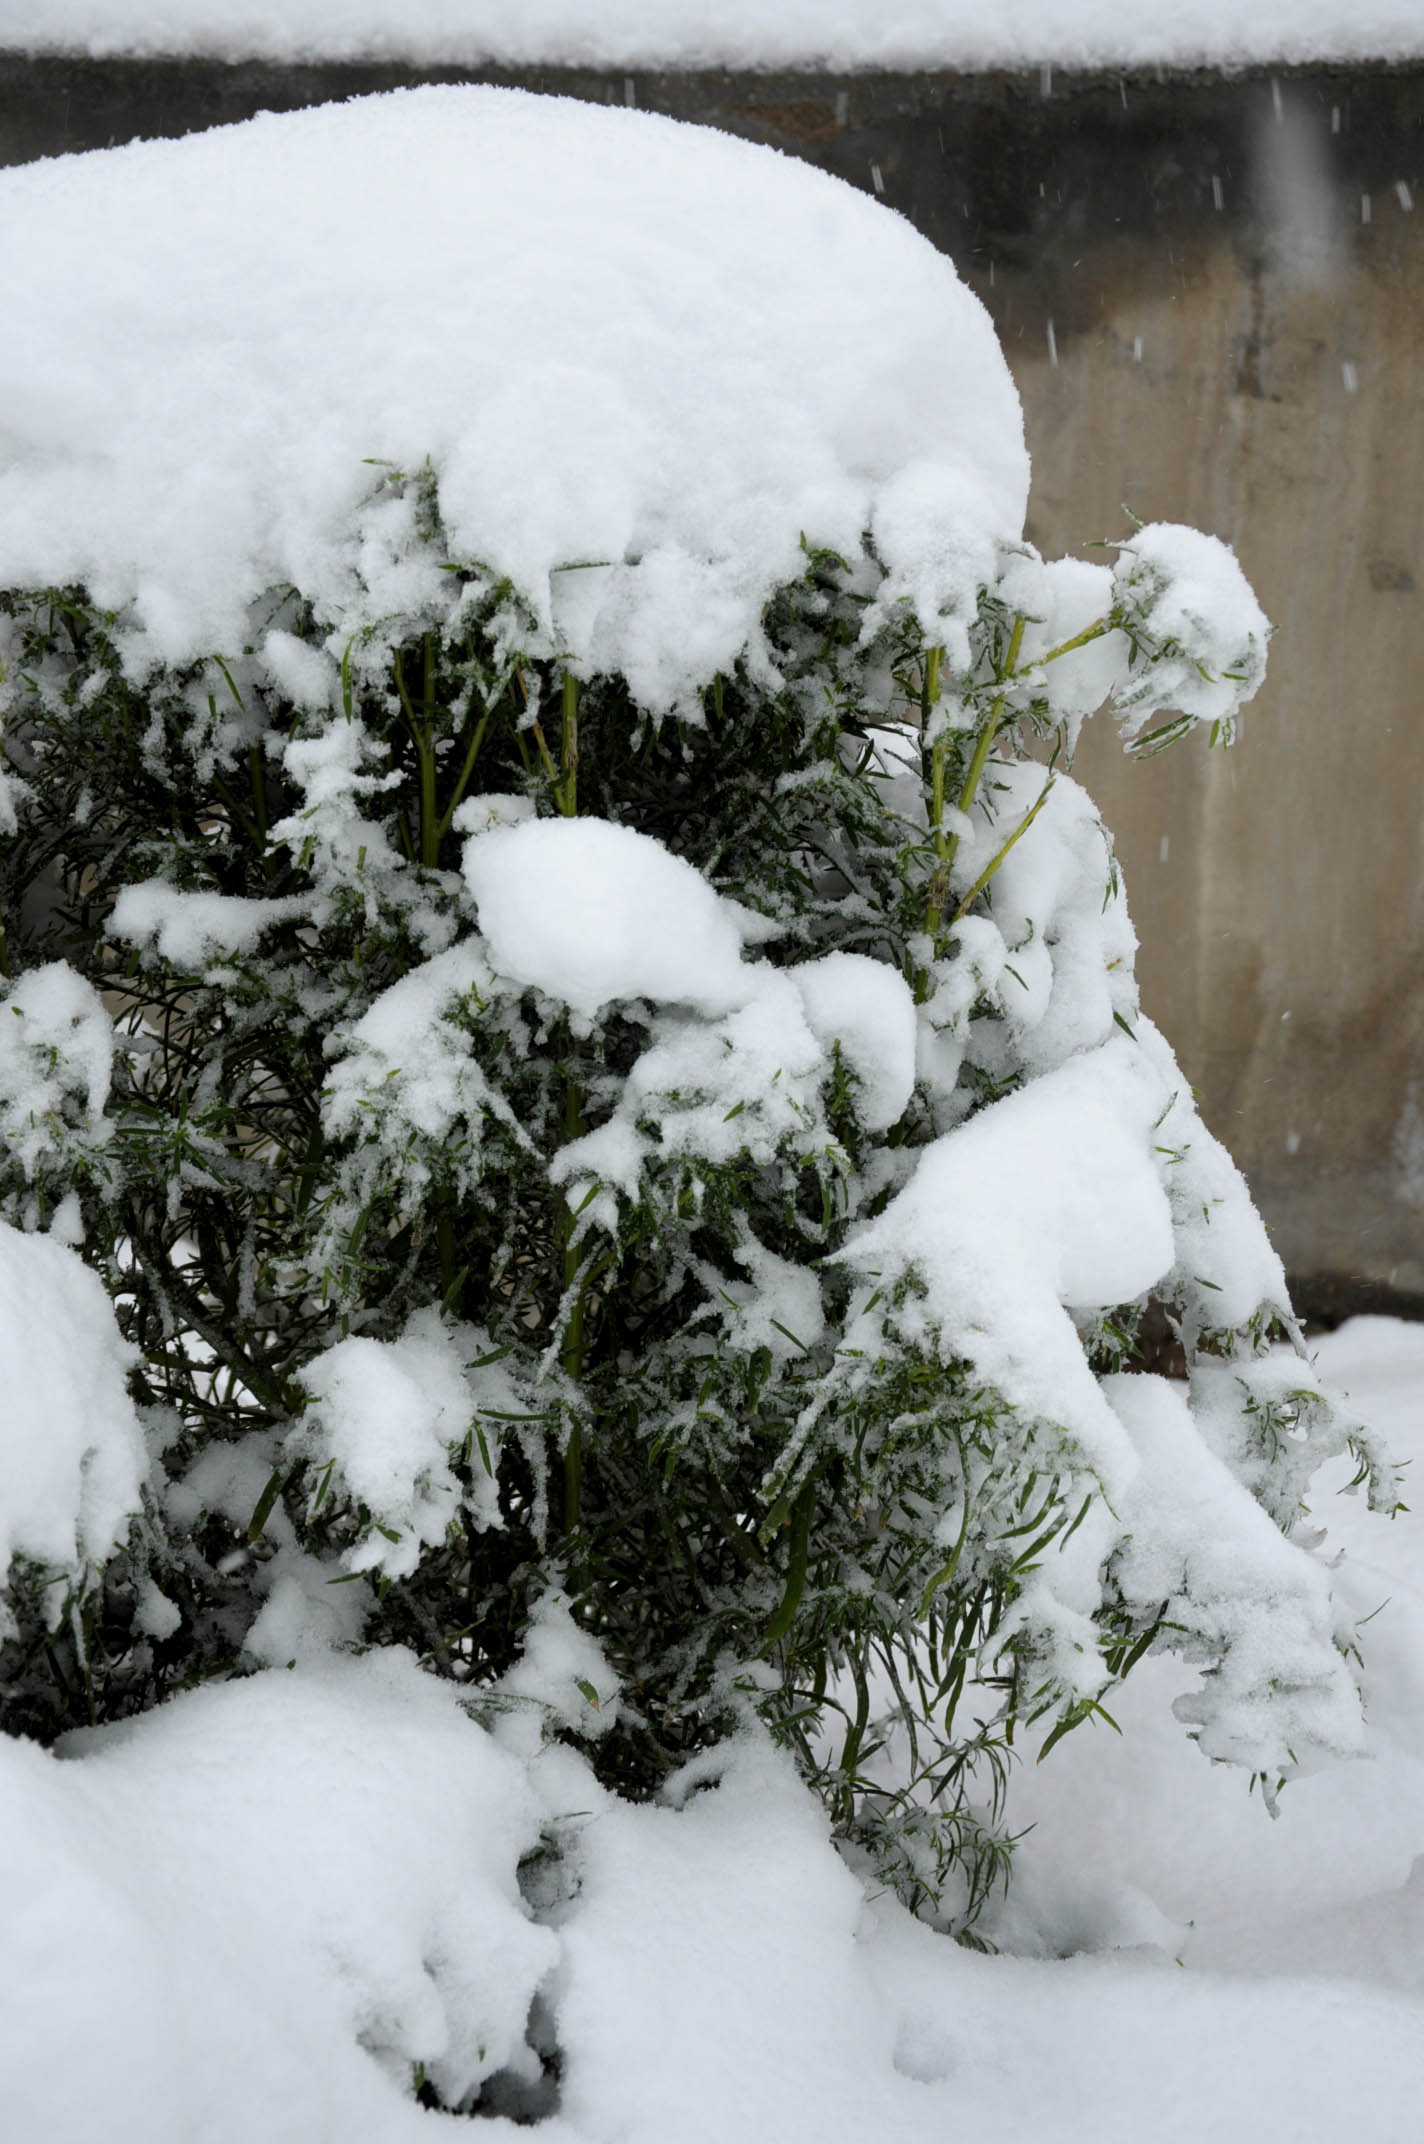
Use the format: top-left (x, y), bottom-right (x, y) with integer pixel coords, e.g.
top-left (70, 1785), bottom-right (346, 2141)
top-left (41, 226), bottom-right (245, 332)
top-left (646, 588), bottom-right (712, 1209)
top-left (2, 1319), bottom-right (1421, 2142)
top-left (2, 1), bottom-right (1423, 72)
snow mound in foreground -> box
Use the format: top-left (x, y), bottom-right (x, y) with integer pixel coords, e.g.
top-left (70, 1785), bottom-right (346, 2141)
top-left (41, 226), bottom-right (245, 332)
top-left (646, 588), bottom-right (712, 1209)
top-left (0, 84), bottom-right (1026, 709)
top-left (2, 1), bottom-right (1422, 71)
top-left (3, 1645), bottom-right (1423, 2143)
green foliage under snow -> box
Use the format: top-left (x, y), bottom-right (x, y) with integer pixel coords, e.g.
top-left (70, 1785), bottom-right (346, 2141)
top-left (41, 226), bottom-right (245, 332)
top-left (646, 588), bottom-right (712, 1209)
top-left (0, 468), bottom-right (1396, 1937)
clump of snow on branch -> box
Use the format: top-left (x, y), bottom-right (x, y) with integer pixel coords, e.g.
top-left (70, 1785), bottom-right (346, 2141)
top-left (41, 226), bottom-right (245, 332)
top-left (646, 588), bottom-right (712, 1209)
top-left (0, 1223), bottom-right (146, 1615)
top-left (987, 532), bottom-right (1269, 759)
top-left (163, 1430), bottom-right (374, 1670)
top-left (292, 1311), bottom-right (526, 1576)
top-left (111, 880), bottom-right (309, 974)
top-left (270, 716), bottom-right (421, 932)
top-left (1110, 523), bottom-right (1271, 741)
top-left (495, 1587), bottom-right (621, 1753)
top-left (464, 816), bottom-right (752, 1018)
top-left (552, 967), bottom-right (829, 1218)
top-left (320, 938), bottom-right (531, 1217)
top-left (996, 552), bottom-right (1129, 756)
top-left (838, 1037), bottom-right (1172, 1509)
top-left (0, 964), bottom-right (113, 1183)
top-left (1105, 1374), bottom-right (1366, 1777)
top-left (693, 1230), bottom-right (829, 1367)
top-left (543, 916), bottom-right (918, 1229)
top-left (822, 1026), bottom-right (1371, 1756)
top-left (922, 768), bottom-right (1140, 1098)
top-left (793, 951), bottom-right (918, 1131)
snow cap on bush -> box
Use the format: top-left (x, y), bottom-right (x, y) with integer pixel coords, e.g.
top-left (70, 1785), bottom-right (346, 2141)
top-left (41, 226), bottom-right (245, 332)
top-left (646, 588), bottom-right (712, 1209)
top-left (0, 84), bottom-right (1027, 712)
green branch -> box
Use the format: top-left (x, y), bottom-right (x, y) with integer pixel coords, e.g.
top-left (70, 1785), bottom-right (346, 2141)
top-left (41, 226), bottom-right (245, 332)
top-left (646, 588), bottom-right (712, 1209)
top-left (559, 671), bottom-right (579, 819)
top-left (923, 614), bottom-right (1025, 968)
top-left (950, 771), bottom-right (1056, 925)
top-left (760, 1478), bottom-right (816, 1652)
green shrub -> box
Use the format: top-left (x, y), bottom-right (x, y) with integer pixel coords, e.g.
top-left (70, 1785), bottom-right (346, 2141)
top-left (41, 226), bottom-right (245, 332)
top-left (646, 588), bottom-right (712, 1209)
top-left (0, 467), bottom-right (1392, 1935)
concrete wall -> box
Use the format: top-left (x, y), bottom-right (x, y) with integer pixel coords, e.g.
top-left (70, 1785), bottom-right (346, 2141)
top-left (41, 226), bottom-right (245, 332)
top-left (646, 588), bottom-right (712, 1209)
top-left (3, 57), bottom-right (1422, 1313)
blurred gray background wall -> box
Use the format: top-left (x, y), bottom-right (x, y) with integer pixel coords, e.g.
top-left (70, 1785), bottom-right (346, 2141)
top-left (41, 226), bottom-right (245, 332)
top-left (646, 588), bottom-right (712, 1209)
top-left (3, 56), bottom-right (1421, 1316)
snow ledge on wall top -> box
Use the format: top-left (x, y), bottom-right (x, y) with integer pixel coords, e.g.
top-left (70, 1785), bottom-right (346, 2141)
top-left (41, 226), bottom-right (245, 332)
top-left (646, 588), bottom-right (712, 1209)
top-left (1, 2), bottom-right (1422, 74)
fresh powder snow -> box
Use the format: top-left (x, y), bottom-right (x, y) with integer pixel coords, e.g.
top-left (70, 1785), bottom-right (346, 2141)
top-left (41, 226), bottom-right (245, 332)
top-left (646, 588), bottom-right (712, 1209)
top-left (2, 1), bottom-right (1423, 71)
top-left (996, 1319), bottom-right (1424, 1987)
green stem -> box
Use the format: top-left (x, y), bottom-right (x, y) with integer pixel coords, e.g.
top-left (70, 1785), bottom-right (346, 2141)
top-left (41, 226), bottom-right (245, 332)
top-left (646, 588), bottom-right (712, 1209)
top-left (922, 644), bottom-right (942, 733)
top-left (392, 649), bottom-right (416, 729)
top-left (917, 648), bottom-right (948, 1001)
top-left (761, 1478), bottom-right (816, 1652)
top-left (950, 772), bottom-right (1056, 925)
top-left (420, 637), bottom-right (439, 867)
top-left (249, 746), bottom-right (268, 845)
top-left (564, 1417), bottom-right (583, 1536)
top-left (559, 672), bottom-right (579, 819)
top-left (434, 707), bottom-right (491, 841)
top-left (559, 1074), bottom-right (586, 1532)
top-left (839, 1649), bottom-right (871, 1825)
top-left (529, 722), bottom-right (559, 789)
top-left (924, 614), bottom-right (1026, 965)
top-left (1017, 615), bottom-right (1110, 672)
top-left (419, 737), bottom-right (438, 867)
top-left (547, 682), bottom-right (586, 1530)
top-left (922, 647), bottom-right (946, 852)
top-left (393, 649), bottom-right (440, 867)
top-left (211, 654), bottom-right (247, 721)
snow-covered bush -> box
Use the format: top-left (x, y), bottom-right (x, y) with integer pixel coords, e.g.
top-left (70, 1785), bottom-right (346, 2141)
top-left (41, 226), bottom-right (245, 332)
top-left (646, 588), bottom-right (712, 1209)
top-left (0, 87), bottom-right (1396, 1969)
